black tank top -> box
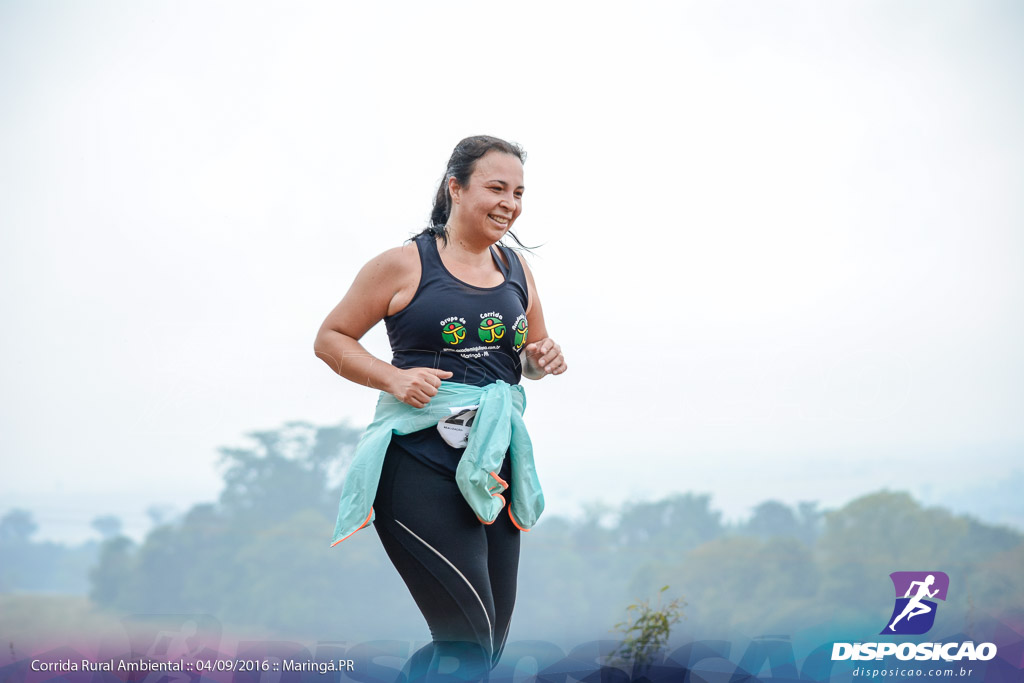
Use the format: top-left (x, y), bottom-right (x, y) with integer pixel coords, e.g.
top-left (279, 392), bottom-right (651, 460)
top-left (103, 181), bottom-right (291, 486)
top-left (385, 233), bottom-right (530, 386)
top-left (383, 233), bottom-right (530, 475)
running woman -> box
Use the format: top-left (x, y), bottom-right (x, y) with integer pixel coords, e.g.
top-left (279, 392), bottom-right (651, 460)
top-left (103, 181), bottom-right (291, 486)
top-left (314, 136), bottom-right (566, 682)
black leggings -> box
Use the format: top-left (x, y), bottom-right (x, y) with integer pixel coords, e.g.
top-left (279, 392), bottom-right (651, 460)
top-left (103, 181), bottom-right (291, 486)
top-left (373, 442), bottom-right (521, 682)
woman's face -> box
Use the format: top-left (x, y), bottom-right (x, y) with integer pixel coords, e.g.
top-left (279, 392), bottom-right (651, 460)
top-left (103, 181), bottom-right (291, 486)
top-left (450, 151), bottom-right (524, 243)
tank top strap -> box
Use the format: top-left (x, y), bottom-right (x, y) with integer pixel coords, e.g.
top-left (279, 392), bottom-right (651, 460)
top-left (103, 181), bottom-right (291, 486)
top-left (414, 232), bottom-right (445, 274)
top-left (490, 245), bottom-right (511, 278)
top-left (418, 232), bottom-right (517, 283)
top-left (498, 244), bottom-right (527, 289)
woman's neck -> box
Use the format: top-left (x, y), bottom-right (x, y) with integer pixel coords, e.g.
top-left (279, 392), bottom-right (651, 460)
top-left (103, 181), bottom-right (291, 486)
top-left (441, 222), bottom-right (495, 265)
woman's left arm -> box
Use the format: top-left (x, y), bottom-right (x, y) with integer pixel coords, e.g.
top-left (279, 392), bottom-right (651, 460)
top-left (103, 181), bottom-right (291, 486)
top-left (517, 253), bottom-right (567, 380)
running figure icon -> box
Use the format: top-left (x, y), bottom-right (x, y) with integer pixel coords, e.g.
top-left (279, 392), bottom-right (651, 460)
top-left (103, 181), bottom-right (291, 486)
top-left (888, 574), bottom-right (939, 632)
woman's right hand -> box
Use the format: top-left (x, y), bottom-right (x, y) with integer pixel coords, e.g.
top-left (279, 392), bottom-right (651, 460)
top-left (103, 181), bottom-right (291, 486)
top-left (387, 367), bottom-right (454, 408)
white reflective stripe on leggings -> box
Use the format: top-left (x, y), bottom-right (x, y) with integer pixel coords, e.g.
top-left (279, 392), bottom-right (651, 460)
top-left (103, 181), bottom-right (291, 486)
top-left (394, 519), bottom-right (494, 652)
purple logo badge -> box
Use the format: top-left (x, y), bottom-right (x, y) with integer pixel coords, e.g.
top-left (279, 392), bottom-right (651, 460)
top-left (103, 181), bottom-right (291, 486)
top-left (881, 571), bottom-right (949, 635)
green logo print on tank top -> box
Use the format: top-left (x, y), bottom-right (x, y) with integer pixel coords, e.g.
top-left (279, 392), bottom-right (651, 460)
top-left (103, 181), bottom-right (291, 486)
top-left (478, 314), bottom-right (505, 343)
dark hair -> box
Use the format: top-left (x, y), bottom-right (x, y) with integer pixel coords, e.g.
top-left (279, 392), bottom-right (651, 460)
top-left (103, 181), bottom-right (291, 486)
top-left (419, 135), bottom-right (530, 249)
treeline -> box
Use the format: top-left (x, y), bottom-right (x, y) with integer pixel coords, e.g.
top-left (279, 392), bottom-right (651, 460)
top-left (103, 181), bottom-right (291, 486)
top-left (517, 491), bottom-right (1023, 643)
top-left (0, 510), bottom-right (100, 594)
top-left (6, 420), bottom-right (1023, 645)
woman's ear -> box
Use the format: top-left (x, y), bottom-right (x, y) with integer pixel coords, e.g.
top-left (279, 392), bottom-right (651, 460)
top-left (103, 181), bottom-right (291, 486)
top-left (448, 176), bottom-right (461, 205)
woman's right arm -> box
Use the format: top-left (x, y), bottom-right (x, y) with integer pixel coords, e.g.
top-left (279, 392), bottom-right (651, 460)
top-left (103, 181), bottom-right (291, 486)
top-left (313, 244), bottom-right (452, 408)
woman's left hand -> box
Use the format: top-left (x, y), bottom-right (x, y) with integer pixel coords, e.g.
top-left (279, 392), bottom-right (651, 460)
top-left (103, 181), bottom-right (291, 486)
top-left (523, 338), bottom-right (567, 379)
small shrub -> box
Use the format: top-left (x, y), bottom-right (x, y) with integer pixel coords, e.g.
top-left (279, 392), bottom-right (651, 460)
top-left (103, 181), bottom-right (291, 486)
top-left (612, 585), bottom-right (686, 672)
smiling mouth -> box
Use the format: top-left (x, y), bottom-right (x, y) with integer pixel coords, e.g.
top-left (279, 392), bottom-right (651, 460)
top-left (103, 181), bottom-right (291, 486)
top-left (489, 214), bottom-right (511, 225)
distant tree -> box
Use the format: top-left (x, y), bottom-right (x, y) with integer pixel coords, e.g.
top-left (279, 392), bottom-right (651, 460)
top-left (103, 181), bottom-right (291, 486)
top-left (91, 515), bottom-right (123, 540)
top-left (574, 501), bottom-right (615, 552)
top-left (89, 536), bottom-right (137, 605)
top-left (969, 543), bottom-right (1024, 627)
top-left (146, 504), bottom-right (176, 526)
top-left (86, 420), bottom-right (404, 637)
top-left (216, 420), bottom-right (360, 529)
top-left (0, 508), bottom-right (38, 544)
top-left (818, 491), bottom-right (967, 598)
top-left (0, 508), bottom-right (101, 594)
top-left (742, 500), bottom-right (823, 546)
top-left (796, 501), bottom-right (823, 545)
top-left (812, 491), bottom-right (1024, 630)
top-left (664, 535), bottom-right (819, 634)
top-left (0, 509), bottom-right (40, 590)
top-left (617, 493), bottom-right (723, 555)
top-left (515, 514), bottom-right (615, 640)
top-left (745, 501), bottom-right (800, 539)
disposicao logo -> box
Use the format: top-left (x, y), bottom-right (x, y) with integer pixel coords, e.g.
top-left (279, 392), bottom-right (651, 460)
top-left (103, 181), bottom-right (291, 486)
top-left (831, 571), bottom-right (998, 662)
top-left (882, 571), bottom-right (948, 635)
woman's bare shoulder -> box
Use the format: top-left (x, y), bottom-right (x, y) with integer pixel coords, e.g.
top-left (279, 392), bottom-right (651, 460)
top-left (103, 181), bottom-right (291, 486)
top-left (366, 240), bottom-right (420, 271)
top-left (350, 240), bottom-right (420, 293)
top-left (365, 238), bottom-right (423, 316)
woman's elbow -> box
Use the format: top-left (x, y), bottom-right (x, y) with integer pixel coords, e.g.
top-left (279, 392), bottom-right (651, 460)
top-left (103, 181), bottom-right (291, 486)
top-left (313, 329), bottom-right (341, 367)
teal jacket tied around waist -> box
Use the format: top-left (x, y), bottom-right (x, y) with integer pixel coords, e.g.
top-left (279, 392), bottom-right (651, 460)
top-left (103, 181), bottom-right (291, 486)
top-left (331, 380), bottom-right (544, 546)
